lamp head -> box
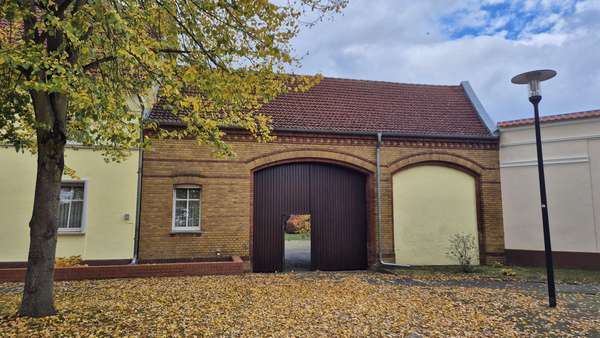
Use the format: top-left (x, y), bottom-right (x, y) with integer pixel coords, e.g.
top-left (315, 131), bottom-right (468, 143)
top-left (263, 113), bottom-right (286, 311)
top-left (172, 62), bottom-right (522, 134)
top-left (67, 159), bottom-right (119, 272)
top-left (511, 69), bottom-right (556, 98)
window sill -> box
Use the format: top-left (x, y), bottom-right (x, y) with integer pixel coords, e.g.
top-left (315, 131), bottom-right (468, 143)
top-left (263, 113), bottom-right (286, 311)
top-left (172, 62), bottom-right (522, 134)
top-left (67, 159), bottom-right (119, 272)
top-left (58, 231), bottom-right (85, 236)
top-left (170, 230), bottom-right (202, 237)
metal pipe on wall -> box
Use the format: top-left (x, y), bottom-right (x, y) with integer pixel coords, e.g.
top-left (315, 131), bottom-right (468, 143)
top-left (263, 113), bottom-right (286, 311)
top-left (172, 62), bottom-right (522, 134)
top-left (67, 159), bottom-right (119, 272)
top-left (376, 132), bottom-right (410, 268)
top-left (131, 108), bottom-right (147, 264)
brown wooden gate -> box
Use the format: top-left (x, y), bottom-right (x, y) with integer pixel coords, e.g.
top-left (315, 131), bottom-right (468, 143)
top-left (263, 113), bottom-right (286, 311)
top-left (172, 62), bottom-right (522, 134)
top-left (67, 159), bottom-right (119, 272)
top-left (253, 162), bottom-right (367, 272)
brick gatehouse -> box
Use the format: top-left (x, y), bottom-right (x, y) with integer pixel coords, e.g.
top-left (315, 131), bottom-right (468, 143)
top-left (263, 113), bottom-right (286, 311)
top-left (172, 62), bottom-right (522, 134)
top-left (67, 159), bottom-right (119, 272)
top-left (138, 77), bottom-right (504, 271)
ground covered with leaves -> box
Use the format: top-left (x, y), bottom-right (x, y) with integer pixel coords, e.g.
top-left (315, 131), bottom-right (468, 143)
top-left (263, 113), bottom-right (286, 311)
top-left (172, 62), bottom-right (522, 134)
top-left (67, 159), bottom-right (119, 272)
top-left (1, 271), bottom-right (599, 336)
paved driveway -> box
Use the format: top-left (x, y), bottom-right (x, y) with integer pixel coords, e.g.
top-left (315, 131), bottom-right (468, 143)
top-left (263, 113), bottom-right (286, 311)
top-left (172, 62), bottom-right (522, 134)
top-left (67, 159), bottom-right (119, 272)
top-left (285, 239), bottom-right (310, 271)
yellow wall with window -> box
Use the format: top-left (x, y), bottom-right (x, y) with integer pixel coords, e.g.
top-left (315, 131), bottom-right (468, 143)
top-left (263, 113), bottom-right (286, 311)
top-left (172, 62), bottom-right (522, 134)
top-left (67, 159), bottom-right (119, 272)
top-left (0, 145), bottom-right (139, 262)
top-left (393, 165), bottom-right (479, 265)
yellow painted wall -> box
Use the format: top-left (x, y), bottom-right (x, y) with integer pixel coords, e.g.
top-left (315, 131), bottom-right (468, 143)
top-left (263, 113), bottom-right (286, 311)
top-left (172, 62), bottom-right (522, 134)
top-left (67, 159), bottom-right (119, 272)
top-left (393, 165), bottom-right (479, 265)
top-left (0, 145), bottom-right (138, 262)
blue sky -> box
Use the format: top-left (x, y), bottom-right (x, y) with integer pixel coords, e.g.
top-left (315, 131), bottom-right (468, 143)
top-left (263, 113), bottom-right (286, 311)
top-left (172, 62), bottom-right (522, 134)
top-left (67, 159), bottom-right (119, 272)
top-left (442, 1), bottom-right (577, 40)
top-left (290, 0), bottom-right (600, 122)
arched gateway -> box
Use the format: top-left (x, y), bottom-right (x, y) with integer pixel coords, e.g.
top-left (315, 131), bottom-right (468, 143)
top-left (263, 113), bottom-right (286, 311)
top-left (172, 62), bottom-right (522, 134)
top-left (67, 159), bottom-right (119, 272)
top-left (252, 162), bottom-right (367, 272)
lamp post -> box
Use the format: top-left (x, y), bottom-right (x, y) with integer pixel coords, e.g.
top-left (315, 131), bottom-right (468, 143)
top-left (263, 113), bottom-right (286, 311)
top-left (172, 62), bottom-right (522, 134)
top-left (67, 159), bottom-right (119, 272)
top-left (511, 69), bottom-right (557, 307)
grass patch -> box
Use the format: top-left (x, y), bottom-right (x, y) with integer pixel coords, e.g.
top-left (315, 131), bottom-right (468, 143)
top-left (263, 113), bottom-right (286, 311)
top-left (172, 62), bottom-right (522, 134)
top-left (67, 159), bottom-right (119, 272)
top-left (381, 264), bottom-right (600, 284)
top-left (285, 233), bottom-right (310, 241)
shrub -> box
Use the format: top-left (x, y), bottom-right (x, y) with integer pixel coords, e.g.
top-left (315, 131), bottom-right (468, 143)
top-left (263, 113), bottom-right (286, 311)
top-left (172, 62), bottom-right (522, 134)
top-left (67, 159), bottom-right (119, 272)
top-left (285, 214), bottom-right (311, 234)
top-left (446, 233), bottom-right (478, 272)
top-left (490, 261), bottom-right (504, 269)
top-left (501, 268), bottom-right (516, 277)
top-left (55, 255), bottom-right (87, 268)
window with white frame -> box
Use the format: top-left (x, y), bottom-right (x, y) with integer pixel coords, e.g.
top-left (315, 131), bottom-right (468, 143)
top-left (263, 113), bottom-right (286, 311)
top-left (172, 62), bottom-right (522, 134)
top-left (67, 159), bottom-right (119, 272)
top-left (172, 186), bottom-right (201, 231)
top-left (58, 182), bottom-right (85, 232)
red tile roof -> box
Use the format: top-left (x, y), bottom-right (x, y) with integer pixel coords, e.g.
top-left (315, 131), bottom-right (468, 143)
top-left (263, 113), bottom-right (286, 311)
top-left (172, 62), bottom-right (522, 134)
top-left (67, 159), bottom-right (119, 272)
top-left (498, 109), bottom-right (600, 128)
top-left (149, 77), bottom-right (495, 138)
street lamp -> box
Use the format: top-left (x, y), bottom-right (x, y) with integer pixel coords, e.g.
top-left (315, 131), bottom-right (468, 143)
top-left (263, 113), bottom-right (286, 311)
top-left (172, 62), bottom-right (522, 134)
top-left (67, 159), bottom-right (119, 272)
top-left (511, 69), bottom-right (557, 308)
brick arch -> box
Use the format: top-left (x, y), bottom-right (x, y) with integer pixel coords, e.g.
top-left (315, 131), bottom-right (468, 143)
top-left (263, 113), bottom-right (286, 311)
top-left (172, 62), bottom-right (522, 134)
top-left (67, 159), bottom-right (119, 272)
top-left (246, 149), bottom-right (378, 267)
top-left (246, 149), bottom-right (376, 174)
top-left (389, 152), bottom-right (487, 264)
top-left (388, 152), bottom-right (485, 176)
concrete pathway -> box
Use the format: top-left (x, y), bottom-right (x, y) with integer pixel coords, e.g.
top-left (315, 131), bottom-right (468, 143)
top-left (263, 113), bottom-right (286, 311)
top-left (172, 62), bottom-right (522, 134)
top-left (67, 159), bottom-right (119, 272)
top-left (285, 240), bottom-right (311, 271)
top-left (367, 274), bottom-right (600, 295)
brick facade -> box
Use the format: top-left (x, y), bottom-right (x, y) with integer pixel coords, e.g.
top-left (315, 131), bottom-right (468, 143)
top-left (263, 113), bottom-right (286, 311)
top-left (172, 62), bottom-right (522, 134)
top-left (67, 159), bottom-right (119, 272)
top-left (139, 131), bottom-right (504, 267)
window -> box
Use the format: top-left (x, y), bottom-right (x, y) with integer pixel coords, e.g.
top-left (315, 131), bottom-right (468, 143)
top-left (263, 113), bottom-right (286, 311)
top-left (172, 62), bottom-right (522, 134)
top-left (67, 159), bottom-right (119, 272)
top-left (172, 186), bottom-right (201, 232)
top-left (58, 182), bottom-right (85, 232)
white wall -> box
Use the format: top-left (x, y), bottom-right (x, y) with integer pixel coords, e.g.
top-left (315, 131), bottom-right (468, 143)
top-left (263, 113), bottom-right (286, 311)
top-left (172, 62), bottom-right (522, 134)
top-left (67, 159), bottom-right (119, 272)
top-left (500, 118), bottom-right (600, 254)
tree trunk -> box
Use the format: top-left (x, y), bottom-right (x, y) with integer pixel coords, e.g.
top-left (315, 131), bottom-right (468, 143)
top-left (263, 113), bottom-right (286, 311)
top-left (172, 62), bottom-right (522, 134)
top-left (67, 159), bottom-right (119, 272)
top-left (17, 8), bottom-right (70, 317)
top-left (18, 117), bottom-right (66, 317)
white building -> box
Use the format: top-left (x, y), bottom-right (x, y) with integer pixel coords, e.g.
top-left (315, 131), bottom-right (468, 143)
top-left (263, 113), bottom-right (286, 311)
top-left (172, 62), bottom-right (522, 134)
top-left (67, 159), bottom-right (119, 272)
top-left (499, 109), bottom-right (600, 269)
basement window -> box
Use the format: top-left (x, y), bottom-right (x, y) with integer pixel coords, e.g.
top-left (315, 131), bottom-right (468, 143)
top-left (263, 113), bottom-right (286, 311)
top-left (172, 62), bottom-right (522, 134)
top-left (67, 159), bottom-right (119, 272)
top-left (172, 186), bottom-right (201, 232)
top-left (58, 182), bottom-right (86, 233)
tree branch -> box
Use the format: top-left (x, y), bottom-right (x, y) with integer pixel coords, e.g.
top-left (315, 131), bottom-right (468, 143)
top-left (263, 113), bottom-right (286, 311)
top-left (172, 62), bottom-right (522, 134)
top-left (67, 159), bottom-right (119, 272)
top-left (155, 0), bottom-right (226, 70)
top-left (56, 0), bottom-right (75, 15)
top-left (82, 56), bottom-right (117, 71)
top-left (154, 48), bottom-right (192, 54)
top-left (56, 0), bottom-right (86, 15)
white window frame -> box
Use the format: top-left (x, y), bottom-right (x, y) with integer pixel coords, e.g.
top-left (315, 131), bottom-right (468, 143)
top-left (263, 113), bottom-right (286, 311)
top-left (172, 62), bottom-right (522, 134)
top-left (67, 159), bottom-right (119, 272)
top-left (171, 185), bottom-right (202, 232)
top-left (57, 179), bottom-right (88, 234)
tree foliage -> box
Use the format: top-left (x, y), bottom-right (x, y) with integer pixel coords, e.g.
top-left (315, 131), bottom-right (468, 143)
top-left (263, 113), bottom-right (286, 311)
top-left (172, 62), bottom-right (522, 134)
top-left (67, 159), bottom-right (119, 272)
top-left (0, 0), bottom-right (346, 157)
top-left (0, 0), bottom-right (346, 317)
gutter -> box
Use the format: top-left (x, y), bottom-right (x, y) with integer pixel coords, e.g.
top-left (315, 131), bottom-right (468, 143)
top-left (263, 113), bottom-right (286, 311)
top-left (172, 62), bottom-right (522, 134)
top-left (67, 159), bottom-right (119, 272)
top-left (275, 127), bottom-right (498, 141)
top-left (375, 132), bottom-right (409, 268)
top-left (131, 109), bottom-right (147, 264)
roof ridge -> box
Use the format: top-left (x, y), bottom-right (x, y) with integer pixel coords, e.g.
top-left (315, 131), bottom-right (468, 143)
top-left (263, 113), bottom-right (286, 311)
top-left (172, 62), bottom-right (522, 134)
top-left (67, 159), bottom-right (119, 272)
top-left (288, 74), bottom-right (461, 87)
top-left (320, 76), bottom-right (461, 87)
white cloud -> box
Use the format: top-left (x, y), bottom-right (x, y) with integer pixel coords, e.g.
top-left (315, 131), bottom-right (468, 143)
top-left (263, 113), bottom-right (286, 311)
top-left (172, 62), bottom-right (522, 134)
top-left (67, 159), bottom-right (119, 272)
top-left (517, 31), bottom-right (573, 46)
top-left (291, 0), bottom-right (600, 122)
top-left (576, 0), bottom-right (600, 12)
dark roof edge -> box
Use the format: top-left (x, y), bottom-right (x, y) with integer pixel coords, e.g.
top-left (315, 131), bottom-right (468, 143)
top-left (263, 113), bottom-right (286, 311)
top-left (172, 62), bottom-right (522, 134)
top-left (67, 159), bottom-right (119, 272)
top-left (150, 121), bottom-right (498, 141)
top-left (273, 127), bottom-right (499, 141)
top-left (461, 81), bottom-right (497, 136)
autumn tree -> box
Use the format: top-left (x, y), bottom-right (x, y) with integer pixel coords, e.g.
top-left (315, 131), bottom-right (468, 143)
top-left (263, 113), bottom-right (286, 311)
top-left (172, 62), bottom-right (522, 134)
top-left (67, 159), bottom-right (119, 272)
top-left (0, 0), bottom-right (346, 317)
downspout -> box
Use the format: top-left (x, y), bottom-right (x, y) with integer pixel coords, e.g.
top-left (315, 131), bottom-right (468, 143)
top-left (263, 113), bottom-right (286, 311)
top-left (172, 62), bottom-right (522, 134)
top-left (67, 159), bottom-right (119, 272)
top-left (376, 132), bottom-right (410, 267)
top-left (131, 108), bottom-right (147, 264)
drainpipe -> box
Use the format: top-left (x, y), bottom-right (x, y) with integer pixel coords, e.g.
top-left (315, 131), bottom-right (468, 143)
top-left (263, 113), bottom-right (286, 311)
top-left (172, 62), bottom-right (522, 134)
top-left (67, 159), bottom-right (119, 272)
top-left (376, 132), bottom-right (410, 268)
top-left (131, 108), bottom-right (147, 264)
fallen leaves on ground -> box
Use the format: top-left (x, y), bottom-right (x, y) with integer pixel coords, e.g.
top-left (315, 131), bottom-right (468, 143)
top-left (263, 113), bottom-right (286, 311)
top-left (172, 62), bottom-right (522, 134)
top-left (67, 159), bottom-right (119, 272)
top-left (0, 272), bottom-right (598, 337)
top-left (54, 255), bottom-right (87, 268)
